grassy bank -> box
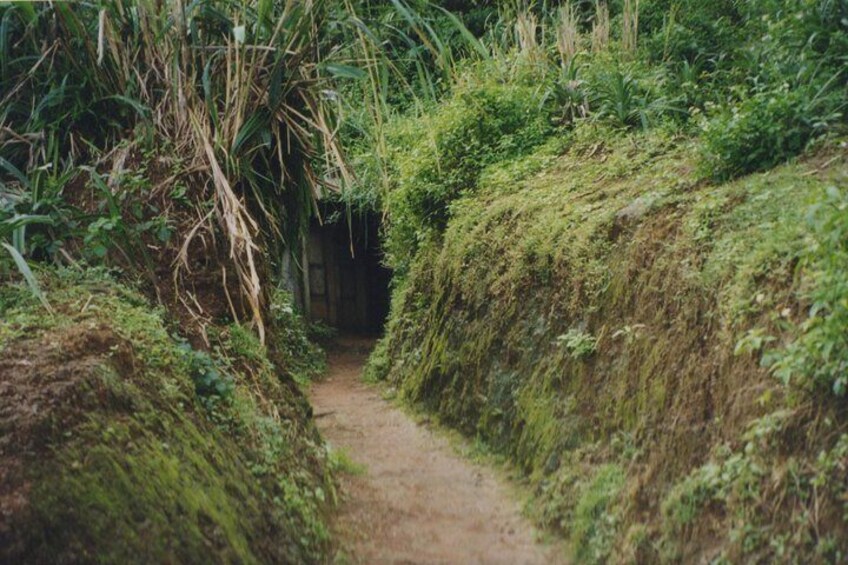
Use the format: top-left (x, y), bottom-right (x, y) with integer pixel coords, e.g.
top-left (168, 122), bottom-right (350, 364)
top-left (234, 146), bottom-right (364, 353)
top-left (369, 123), bottom-right (848, 561)
top-left (0, 269), bottom-right (334, 563)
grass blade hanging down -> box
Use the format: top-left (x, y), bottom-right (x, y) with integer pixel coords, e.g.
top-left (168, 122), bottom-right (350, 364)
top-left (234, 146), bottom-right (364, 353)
top-left (189, 109), bottom-right (265, 343)
top-left (97, 95), bottom-right (150, 118)
top-left (1, 242), bottom-right (52, 313)
top-left (1, 214), bottom-right (54, 256)
top-left (231, 110), bottom-right (270, 155)
top-left (0, 157), bottom-right (31, 188)
top-left (389, 0), bottom-right (448, 72)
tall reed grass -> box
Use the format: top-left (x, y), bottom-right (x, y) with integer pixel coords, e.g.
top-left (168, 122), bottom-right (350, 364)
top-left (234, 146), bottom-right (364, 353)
top-left (1, 0), bottom-right (352, 339)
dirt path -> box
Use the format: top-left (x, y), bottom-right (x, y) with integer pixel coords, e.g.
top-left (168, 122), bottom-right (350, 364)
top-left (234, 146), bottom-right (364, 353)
top-left (310, 338), bottom-right (561, 564)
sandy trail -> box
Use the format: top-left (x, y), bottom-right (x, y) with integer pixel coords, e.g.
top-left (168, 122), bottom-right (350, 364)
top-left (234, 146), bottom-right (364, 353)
top-left (310, 338), bottom-right (561, 565)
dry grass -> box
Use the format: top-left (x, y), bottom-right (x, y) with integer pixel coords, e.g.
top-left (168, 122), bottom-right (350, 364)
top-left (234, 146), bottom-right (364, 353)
top-left (622, 0), bottom-right (640, 55)
top-left (556, 3), bottom-right (581, 66)
top-left (515, 11), bottom-right (543, 63)
top-left (592, 1), bottom-right (611, 53)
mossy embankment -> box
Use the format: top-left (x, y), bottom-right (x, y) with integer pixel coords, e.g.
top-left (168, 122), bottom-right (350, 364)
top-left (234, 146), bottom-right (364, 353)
top-left (0, 270), bottom-right (333, 563)
top-left (369, 125), bottom-right (848, 562)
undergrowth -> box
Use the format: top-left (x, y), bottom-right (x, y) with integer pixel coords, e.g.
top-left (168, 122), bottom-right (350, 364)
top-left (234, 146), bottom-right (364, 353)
top-left (382, 72), bottom-right (554, 276)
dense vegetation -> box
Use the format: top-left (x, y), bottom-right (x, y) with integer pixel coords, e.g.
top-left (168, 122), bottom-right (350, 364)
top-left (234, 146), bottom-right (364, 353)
top-left (358, 0), bottom-right (848, 562)
top-left (2, 0), bottom-right (847, 562)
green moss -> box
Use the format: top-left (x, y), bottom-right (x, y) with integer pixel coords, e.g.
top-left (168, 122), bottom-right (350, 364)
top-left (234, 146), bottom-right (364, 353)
top-left (371, 120), bottom-right (848, 560)
top-left (1, 269), bottom-right (333, 563)
top-left (27, 406), bottom-right (262, 563)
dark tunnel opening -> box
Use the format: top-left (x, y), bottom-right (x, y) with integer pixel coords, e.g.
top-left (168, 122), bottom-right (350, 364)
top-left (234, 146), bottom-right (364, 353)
top-left (303, 205), bottom-right (391, 336)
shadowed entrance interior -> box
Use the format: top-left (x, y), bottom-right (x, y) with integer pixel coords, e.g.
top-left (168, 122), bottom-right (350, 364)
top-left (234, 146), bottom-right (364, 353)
top-left (304, 208), bottom-right (391, 335)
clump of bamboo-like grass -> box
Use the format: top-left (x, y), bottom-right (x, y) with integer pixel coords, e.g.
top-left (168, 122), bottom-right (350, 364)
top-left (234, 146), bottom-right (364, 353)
top-left (1, 0), bottom-right (352, 342)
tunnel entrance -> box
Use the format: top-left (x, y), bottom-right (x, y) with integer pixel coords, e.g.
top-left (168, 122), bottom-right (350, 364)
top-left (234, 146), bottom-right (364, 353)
top-left (304, 207), bottom-right (391, 335)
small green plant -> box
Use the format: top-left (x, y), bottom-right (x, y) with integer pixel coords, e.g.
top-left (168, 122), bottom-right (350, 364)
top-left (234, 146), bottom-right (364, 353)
top-left (556, 328), bottom-right (598, 360)
top-left (733, 327), bottom-right (776, 356)
top-left (328, 447), bottom-right (367, 476)
top-left (611, 324), bottom-right (646, 346)
top-left (591, 70), bottom-right (647, 129)
top-left (83, 217), bottom-right (121, 259)
top-left (177, 342), bottom-right (234, 409)
top-left (699, 83), bottom-right (841, 181)
top-left (767, 185), bottom-right (848, 396)
top-left (589, 68), bottom-right (682, 130)
top-left (0, 242), bottom-right (52, 312)
top-left (571, 464), bottom-right (625, 564)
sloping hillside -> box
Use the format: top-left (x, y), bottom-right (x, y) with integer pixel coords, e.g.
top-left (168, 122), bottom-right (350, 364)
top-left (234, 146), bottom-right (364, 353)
top-left (369, 126), bottom-right (848, 562)
top-left (0, 271), bottom-right (333, 563)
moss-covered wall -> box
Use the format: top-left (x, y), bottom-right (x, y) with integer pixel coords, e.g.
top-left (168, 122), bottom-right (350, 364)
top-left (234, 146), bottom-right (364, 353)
top-left (0, 270), bottom-right (333, 563)
top-left (370, 126), bottom-right (848, 562)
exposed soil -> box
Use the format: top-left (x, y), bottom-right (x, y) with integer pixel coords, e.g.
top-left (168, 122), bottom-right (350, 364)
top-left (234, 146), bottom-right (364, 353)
top-left (0, 323), bottom-right (135, 553)
top-left (310, 338), bottom-right (562, 564)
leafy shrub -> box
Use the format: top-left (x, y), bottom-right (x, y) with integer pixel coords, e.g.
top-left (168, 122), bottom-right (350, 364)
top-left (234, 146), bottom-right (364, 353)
top-left (384, 75), bottom-right (554, 274)
top-left (688, 0), bottom-right (847, 180)
top-left (768, 185), bottom-right (848, 396)
top-left (307, 319), bottom-right (337, 345)
top-left (750, 0), bottom-right (848, 82)
top-left (698, 84), bottom-right (840, 181)
top-left (269, 289), bottom-right (326, 384)
top-left (177, 341), bottom-right (235, 409)
top-left (660, 444), bottom-right (765, 558)
top-left (639, 0), bottom-right (748, 70)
